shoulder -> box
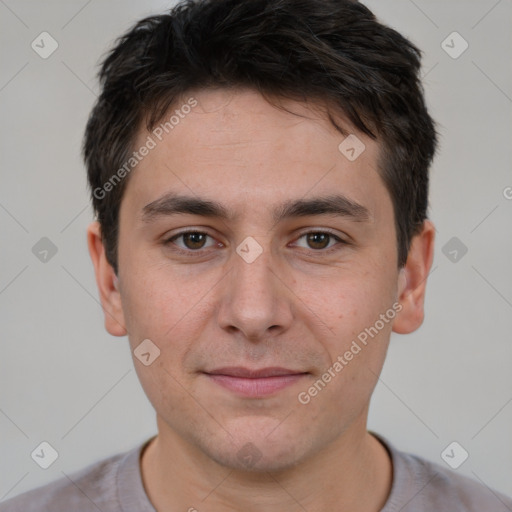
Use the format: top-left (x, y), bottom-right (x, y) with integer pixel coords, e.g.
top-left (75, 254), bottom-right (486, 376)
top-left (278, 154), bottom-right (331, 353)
top-left (0, 441), bottom-right (150, 512)
top-left (378, 435), bottom-right (512, 512)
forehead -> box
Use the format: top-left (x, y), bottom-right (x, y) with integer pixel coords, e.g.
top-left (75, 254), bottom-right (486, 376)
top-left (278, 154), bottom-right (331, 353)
top-left (124, 88), bottom-right (390, 226)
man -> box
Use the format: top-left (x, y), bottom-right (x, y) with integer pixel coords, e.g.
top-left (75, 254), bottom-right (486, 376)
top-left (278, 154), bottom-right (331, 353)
top-left (2, 0), bottom-right (511, 510)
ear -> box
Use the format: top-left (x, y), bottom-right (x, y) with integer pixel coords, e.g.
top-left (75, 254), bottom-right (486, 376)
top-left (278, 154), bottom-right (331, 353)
top-left (392, 220), bottom-right (435, 334)
top-left (87, 221), bottom-right (127, 336)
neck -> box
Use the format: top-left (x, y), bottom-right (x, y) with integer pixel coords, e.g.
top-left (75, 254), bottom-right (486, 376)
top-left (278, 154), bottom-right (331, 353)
top-left (141, 417), bottom-right (392, 512)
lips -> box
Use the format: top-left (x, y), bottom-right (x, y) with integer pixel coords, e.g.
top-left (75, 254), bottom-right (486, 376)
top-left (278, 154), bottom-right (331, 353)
top-left (204, 367), bottom-right (308, 397)
top-left (207, 367), bottom-right (304, 378)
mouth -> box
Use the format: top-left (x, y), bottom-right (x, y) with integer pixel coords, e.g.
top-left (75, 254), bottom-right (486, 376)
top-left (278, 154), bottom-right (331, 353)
top-left (203, 367), bottom-right (309, 397)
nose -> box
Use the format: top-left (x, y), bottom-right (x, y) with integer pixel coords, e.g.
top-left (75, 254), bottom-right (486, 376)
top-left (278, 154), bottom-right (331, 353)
top-left (217, 242), bottom-right (294, 342)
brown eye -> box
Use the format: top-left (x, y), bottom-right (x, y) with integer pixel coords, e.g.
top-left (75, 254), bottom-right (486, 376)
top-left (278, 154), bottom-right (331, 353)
top-left (306, 232), bottom-right (331, 250)
top-left (166, 231), bottom-right (216, 252)
top-left (293, 231), bottom-right (345, 252)
top-left (182, 232), bottom-right (207, 250)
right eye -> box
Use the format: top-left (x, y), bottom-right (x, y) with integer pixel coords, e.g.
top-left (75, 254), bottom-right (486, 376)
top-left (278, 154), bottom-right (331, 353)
top-left (163, 230), bottom-right (220, 254)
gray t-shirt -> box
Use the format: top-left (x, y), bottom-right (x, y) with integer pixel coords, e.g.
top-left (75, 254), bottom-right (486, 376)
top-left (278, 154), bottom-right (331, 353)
top-left (2, 435), bottom-right (511, 511)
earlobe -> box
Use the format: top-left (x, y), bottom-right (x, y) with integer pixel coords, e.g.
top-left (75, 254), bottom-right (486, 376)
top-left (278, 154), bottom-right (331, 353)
top-left (86, 221), bottom-right (127, 337)
top-left (392, 220), bottom-right (435, 335)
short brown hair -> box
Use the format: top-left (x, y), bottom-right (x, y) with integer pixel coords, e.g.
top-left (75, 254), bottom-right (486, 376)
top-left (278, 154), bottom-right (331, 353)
top-left (83, 0), bottom-right (438, 274)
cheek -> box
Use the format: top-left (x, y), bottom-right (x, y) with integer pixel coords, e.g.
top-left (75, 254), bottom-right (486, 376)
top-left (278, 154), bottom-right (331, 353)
top-left (119, 264), bottom-right (223, 403)
top-left (119, 257), bottom-right (211, 342)
top-left (133, 356), bottom-right (212, 438)
top-left (295, 266), bottom-right (394, 342)
top-left (293, 266), bottom-right (395, 402)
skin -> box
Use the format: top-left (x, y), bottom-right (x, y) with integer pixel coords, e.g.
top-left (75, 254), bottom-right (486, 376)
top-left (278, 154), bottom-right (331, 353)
top-left (88, 87), bottom-right (435, 511)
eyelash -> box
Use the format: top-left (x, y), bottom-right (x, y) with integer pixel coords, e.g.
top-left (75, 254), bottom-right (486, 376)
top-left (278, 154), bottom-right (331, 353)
top-left (163, 230), bottom-right (347, 257)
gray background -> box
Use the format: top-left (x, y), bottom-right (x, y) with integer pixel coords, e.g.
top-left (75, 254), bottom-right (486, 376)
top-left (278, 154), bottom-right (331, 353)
top-left (1, 0), bottom-right (511, 502)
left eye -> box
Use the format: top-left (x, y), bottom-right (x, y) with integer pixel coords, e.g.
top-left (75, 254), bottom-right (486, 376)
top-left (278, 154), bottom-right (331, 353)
top-left (293, 232), bottom-right (343, 251)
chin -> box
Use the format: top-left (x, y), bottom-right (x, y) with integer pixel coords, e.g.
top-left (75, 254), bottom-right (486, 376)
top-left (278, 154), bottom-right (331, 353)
top-left (200, 419), bottom-right (314, 473)
top-left (209, 442), bottom-right (304, 473)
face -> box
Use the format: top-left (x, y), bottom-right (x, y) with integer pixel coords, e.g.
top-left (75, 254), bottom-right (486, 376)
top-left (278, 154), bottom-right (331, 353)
top-left (89, 88), bottom-right (429, 472)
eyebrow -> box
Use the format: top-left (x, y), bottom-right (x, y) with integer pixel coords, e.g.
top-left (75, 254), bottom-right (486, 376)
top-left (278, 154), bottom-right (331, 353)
top-left (141, 192), bottom-right (371, 224)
